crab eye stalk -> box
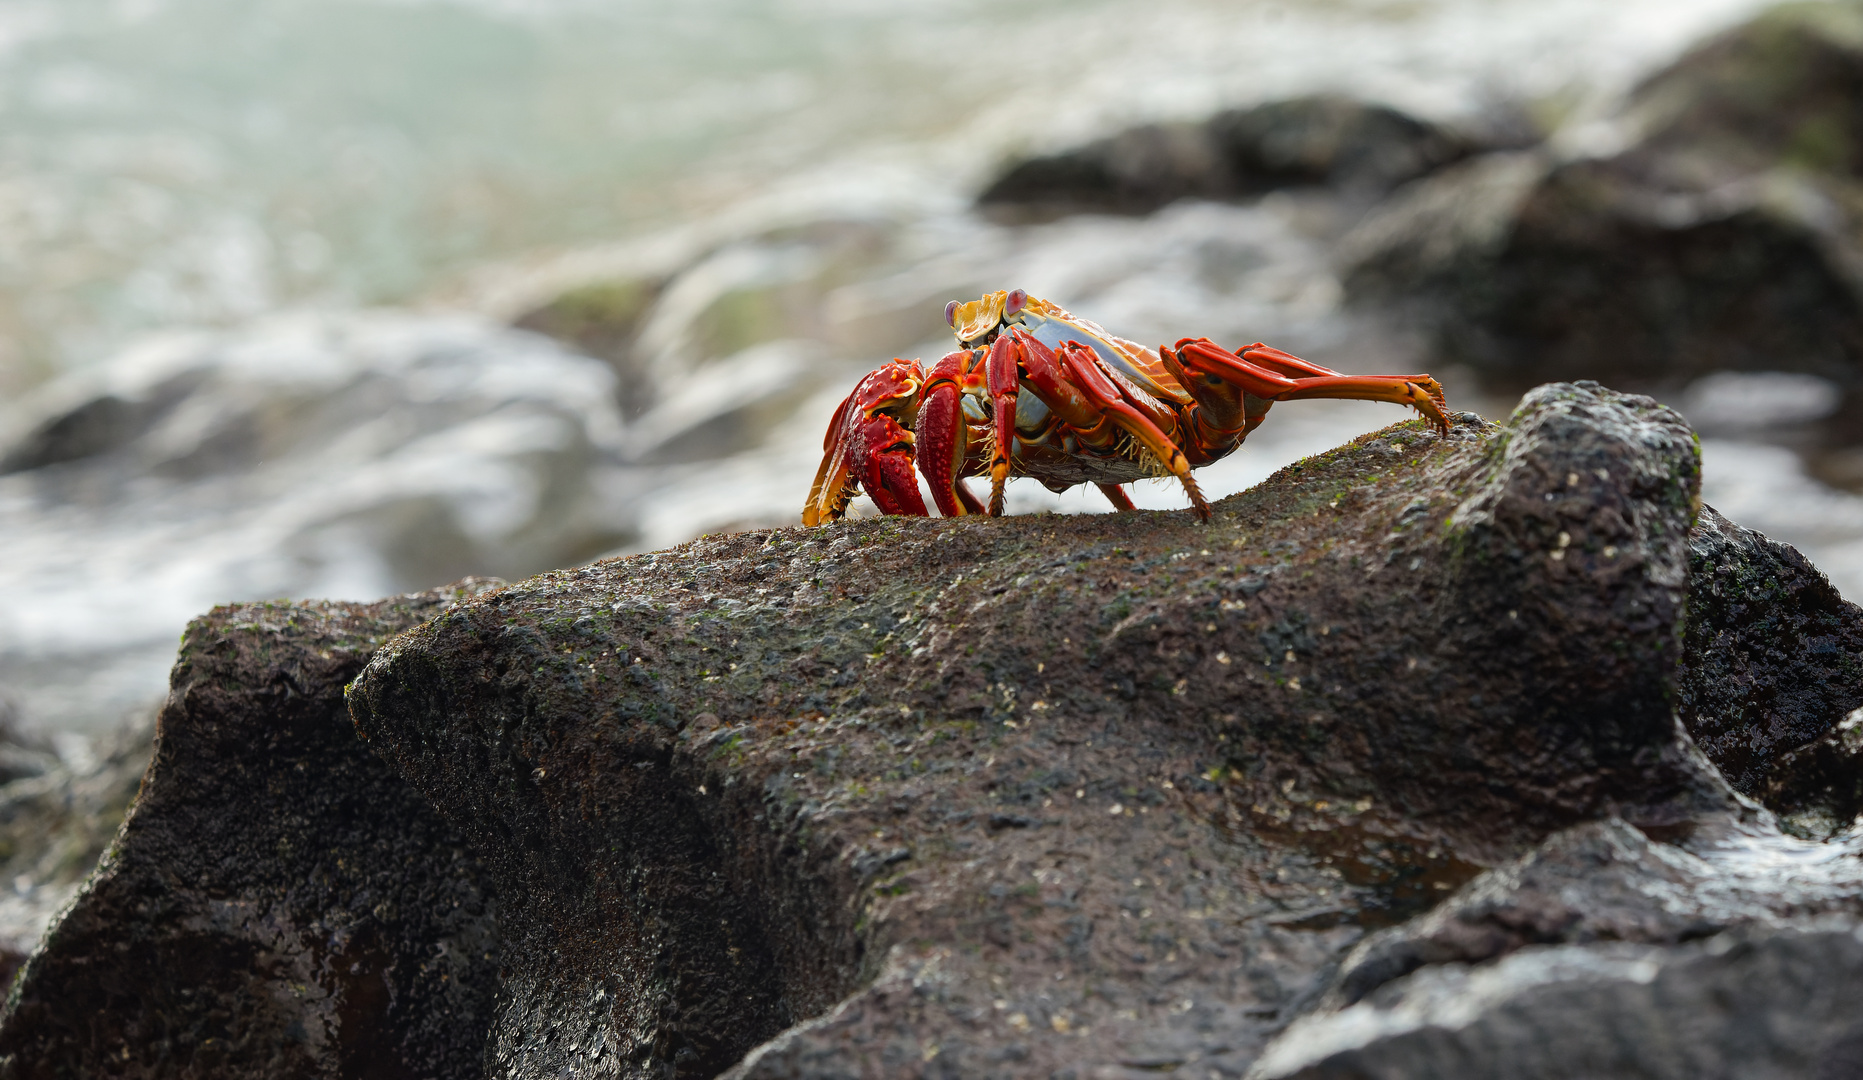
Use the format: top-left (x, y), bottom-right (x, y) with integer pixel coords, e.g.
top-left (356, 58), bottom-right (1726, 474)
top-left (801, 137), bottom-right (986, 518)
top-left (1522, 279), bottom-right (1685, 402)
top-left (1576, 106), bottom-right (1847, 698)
top-left (944, 300), bottom-right (960, 327)
top-left (1005, 289), bottom-right (1027, 316)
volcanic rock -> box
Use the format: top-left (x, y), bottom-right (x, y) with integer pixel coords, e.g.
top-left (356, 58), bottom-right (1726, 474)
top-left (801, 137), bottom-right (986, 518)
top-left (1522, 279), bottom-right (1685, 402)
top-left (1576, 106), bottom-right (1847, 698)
top-left (1341, 3), bottom-right (1863, 394)
top-left (1251, 922), bottom-right (1863, 1080)
top-left (1340, 152), bottom-right (1863, 392)
top-left (1676, 505), bottom-right (1863, 810)
top-left (10, 381), bottom-right (1862, 1078)
top-left (343, 382), bottom-right (1758, 1079)
top-left (0, 582), bottom-right (504, 1080)
top-left (977, 96), bottom-right (1476, 217)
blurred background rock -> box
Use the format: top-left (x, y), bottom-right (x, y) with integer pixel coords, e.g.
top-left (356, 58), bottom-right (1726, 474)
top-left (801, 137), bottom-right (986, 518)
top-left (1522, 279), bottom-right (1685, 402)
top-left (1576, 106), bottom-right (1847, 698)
top-left (0, 0), bottom-right (1855, 762)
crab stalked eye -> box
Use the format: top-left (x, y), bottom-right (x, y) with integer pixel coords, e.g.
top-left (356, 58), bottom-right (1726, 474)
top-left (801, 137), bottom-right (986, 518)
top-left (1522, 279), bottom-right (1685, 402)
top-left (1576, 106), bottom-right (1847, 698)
top-left (944, 300), bottom-right (960, 327)
top-left (1005, 289), bottom-right (1027, 316)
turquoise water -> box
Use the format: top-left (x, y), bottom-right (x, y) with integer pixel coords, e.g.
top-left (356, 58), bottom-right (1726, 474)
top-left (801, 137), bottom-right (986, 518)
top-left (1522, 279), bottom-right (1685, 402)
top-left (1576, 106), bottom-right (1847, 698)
top-left (0, 0), bottom-right (1773, 389)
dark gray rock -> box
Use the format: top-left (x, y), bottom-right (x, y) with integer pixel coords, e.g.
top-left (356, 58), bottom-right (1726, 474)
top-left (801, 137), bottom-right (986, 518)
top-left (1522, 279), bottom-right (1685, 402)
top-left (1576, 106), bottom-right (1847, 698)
top-left (1341, 153), bottom-right (1863, 393)
top-left (1317, 816), bottom-right (1863, 1012)
top-left (345, 383), bottom-right (1728, 1079)
top-left (1341, 3), bottom-right (1863, 393)
top-left (10, 380), bottom-right (1861, 1078)
top-left (1677, 505), bottom-right (1863, 807)
top-left (0, 582), bottom-right (504, 1080)
top-left (1627, 1), bottom-right (1863, 184)
top-left (977, 96), bottom-right (1476, 217)
top-left (1250, 923), bottom-right (1863, 1080)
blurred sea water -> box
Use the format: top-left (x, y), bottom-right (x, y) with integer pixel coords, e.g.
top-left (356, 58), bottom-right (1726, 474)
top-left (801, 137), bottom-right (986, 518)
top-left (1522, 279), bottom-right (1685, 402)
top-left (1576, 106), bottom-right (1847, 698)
top-left (0, 0), bottom-right (1780, 391)
top-left (0, 0), bottom-right (1844, 740)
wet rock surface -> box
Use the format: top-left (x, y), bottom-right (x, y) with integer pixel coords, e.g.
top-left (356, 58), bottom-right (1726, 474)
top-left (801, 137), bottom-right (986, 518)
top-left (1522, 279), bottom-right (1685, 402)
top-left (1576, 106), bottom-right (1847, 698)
top-left (335, 381), bottom-right (1820, 1080)
top-left (977, 96), bottom-right (1479, 217)
top-left (1341, 3), bottom-right (1863, 396)
top-left (10, 382), bottom-right (1863, 1077)
top-left (0, 582), bottom-right (503, 1080)
top-left (1251, 922), bottom-right (1863, 1080)
top-left (1677, 505), bottom-right (1863, 809)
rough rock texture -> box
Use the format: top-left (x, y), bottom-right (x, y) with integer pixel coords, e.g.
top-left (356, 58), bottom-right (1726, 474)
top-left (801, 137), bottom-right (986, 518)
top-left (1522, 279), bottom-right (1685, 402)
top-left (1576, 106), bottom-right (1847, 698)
top-left (977, 96), bottom-right (1476, 217)
top-left (1341, 3), bottom-right (1863, 393)
top-left (1314, 815), bottom-right (1863, 1011)
top-left (1676, 505), bottom-right (1863, 806)
top-left (0, 582), bottom-right (504, 1080)
top-left (1250, 923), bottom-right (1863, 1080)
top-left (344, 383), bottom-right (1749, 1079)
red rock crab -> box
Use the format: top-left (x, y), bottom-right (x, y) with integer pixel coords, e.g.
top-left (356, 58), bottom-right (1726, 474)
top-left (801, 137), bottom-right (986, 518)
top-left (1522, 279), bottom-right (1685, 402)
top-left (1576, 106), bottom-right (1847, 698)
top-left (803, 289), bottom-right (1447, 524)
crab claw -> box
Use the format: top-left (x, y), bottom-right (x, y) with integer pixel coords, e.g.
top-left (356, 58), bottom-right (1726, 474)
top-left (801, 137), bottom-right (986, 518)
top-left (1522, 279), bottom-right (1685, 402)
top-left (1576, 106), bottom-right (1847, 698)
top-left (804, 360), bottom-right (929, 525)
top-left (915, 350), bottom-right (987, 517)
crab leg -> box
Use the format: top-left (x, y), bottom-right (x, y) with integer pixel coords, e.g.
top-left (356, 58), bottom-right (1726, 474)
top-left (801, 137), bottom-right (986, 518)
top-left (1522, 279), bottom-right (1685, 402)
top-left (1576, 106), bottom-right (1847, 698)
top-left (1005, 327), bottom-right (1211, 517)
top-left (1015, 329), bottom-right (1123, 453)
top-left (860, 415), bottom-right (930, 516)
top-left (1164, 338), bottom-right (1449, 436)
top-left (1096, 483), bottom-right (1137, 511)
top-left (803, 389), bottom-right (863, 526)
top-left (1053, 339), bottom-right (1211, 520)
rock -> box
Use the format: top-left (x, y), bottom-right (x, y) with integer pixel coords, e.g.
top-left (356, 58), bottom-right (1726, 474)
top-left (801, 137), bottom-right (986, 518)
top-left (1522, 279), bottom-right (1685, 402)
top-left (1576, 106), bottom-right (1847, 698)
top-left (1314, 816), bottom-right (1863, 1013)
top-left (1676, 505), bottom-right (1863, 811)
top-left (7, 380), bottom-right (1858, 1077)
top-left (1249, 923), bottom-right (1863, 1080)
top-left (1626, 2), bottom-right (1863, 184)
top-left (1340, 4), bottom-right (1863, 393)
top-left (1341, 153), bottom-right (1863, 392)
top-left (514, 276), bottom-right (664, 420)
top-left (1204, 97), bottom-right (1479, 198)
top-left (0, 581), bottom-right (504, 1079)
top-left (1761, 712), bottom-right (1863, 839)
top-left (345, 383), bottom-right (1734, 1078)
top-left (977, 96), bottom-right (1476, 217)
top-left (977, 121), bottom-right (1230, 217)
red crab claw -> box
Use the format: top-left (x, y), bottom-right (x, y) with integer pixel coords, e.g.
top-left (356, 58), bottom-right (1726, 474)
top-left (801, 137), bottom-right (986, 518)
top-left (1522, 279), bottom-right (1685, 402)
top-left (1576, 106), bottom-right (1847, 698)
top-left (1162, 339), bottom-right (1450, 438)
top-left (803, 359), bottom-right (930, 525)
top-left (914, 350), bottom-right (987, 517)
